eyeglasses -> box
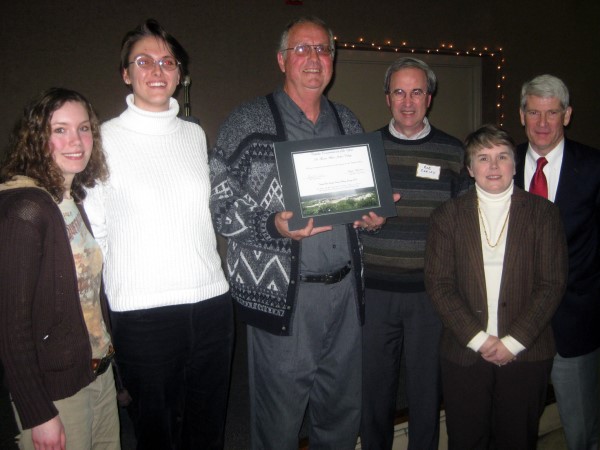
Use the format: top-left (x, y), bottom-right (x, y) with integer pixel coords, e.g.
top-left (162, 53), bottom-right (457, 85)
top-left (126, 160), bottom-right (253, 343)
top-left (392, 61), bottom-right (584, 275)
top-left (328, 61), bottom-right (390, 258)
top-left (128, 55), bottom-right (180, 71)
top-left (388, 88), bottom-right (428, 101)
top-left (282, 44), bottom-right (335, 58)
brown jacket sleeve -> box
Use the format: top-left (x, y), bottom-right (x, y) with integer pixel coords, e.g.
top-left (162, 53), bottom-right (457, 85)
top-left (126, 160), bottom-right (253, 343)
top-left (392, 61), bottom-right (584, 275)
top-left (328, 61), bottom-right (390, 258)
top-left (0, 196), bottom-right (59, 427)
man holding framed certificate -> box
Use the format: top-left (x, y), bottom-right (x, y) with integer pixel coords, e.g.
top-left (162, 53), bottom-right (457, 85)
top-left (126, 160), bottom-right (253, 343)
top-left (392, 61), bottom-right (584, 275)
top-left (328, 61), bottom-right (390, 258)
top-left (210, 16), bottom-right (392, 450)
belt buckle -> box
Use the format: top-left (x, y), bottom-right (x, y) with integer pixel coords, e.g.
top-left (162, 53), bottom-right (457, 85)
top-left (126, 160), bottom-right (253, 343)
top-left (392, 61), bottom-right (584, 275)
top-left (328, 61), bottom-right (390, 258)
top-left (324, 265), bottom-right (348, 284)
top-left (324, 272), bottom-right (338, 284)
top-left (93, 345), bottom-right (115, 376)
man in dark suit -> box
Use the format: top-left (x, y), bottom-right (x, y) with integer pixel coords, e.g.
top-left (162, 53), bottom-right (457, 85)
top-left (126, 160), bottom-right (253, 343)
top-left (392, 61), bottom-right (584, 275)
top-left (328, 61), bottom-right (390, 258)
top-left (515, 74), bottom-right (600, 450)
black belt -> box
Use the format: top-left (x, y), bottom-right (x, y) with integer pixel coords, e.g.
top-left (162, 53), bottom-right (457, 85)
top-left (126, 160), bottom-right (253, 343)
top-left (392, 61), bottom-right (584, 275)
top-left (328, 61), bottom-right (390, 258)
top-left (299, 264), bottom-right (351, 285)
top-left (91, 345), bottom-right (115, 376)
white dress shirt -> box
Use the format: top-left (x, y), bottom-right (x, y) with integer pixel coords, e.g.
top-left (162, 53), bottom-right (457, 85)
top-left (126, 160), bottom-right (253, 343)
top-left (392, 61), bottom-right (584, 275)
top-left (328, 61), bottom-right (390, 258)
top-left (388, 117), bottom-right (431, 140)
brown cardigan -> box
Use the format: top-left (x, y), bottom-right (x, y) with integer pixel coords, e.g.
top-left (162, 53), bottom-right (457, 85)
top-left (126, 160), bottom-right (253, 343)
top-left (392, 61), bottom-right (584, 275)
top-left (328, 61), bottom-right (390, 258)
top-left (424, 187), bottom-right (568, 366)
top-left (0, 184), bottom-right (111, 429)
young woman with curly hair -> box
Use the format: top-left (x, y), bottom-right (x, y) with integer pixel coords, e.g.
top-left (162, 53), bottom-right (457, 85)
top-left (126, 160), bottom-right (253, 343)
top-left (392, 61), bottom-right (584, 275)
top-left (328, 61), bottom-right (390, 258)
top-left (0, 87), bottom-right (119, 450)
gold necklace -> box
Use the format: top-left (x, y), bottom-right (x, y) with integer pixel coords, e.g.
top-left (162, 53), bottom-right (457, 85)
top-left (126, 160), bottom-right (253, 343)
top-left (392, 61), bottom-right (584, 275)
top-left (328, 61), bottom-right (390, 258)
top-left (477, 198), bottom-right (510, 248)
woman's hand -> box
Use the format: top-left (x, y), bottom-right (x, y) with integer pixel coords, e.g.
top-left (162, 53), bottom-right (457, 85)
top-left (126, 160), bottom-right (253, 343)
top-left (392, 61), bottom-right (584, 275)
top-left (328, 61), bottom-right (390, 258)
top-left (480, 338), bottom-right (516, 366)
top-left (31, 415), bottom-right (66, 450)
top-left (478, 335), bottom-right (499, 355)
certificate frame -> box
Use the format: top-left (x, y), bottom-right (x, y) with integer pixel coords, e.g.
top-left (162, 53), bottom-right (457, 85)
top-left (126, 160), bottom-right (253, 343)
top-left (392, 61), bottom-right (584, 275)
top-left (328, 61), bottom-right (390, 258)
top-left (274, 132), bottom-right (396, 230)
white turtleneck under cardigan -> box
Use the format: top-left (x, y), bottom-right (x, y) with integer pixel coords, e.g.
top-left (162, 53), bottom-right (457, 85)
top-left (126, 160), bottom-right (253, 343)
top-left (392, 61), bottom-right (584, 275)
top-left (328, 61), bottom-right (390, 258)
top-left (85, 95), bottom-right (228, 312)
top-left (467, 182), bottom-right (526, 356)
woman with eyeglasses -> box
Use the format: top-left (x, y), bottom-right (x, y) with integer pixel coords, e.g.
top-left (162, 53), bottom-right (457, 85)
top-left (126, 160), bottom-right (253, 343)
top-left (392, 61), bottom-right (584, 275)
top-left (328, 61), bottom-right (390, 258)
top-left (0, 88), bottom-right (119, 449)
top-left (84, 19), bottom-right (232, 449)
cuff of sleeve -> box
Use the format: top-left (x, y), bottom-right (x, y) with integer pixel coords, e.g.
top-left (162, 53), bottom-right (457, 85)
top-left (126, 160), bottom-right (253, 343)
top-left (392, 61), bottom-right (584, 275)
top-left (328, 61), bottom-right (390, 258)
top-left (360, 227), bottom-right (381, 235)
top-left (501, 335), bottom-right (525, 356)
top-left (266, 212), bottom-right (284, 238)
top-left (467, 331), bottom-right (489, 352)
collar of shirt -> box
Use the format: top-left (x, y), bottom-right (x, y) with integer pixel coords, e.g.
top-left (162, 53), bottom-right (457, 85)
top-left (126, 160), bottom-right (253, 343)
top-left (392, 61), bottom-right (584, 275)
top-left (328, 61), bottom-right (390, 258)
top-left (388, 117), bottom-right (431, 140)
top-left (273, 88), bottom-right (340, 142)
top-left (525, 139), bottom-right (565, 202)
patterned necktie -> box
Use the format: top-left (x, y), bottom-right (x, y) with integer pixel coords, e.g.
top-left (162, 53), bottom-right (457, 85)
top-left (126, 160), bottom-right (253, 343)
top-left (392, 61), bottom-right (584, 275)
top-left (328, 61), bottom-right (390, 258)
top-left (529, 157), bottom-right (548, 198)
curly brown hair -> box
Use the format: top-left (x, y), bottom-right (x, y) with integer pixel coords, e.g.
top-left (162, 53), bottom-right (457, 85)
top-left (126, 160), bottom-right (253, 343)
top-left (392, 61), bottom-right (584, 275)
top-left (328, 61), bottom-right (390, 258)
top-left (1, 87), bottom-right (108, 202)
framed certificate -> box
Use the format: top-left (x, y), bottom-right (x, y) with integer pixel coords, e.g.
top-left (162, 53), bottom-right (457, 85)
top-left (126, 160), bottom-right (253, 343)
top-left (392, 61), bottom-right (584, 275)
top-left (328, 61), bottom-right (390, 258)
top-left (274, 132), bottom-right (396, 230)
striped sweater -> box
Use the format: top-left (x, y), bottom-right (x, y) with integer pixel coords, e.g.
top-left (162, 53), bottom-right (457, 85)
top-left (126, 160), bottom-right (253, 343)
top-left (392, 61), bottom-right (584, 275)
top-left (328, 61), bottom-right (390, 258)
top-left (363, 125), bottom-right (464, 292)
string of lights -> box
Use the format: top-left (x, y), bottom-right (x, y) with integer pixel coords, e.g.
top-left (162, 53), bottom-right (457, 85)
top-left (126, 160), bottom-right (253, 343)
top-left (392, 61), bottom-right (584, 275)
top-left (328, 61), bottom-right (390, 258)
top-left (334, 37), bottom-right (506, 126)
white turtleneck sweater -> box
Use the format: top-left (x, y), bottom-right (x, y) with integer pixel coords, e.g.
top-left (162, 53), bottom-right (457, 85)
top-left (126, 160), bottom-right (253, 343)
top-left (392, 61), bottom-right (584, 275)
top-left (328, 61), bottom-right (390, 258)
top-left (85, 95), bottom-right (228, 312)
top-left (467, 182), bottom-right (525, 356)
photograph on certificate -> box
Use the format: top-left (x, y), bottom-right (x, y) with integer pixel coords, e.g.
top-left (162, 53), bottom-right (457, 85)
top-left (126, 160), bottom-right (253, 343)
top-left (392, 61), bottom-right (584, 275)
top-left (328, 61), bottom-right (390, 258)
top-left (292, 145), bottom-right (380, 218)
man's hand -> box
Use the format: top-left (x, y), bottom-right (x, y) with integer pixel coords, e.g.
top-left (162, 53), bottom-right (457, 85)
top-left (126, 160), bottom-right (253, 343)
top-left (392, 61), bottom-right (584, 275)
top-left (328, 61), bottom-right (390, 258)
top-left (353, 211), bottom-right (387, 231)
top-left (275, 211), bottom-right (332, 241)
top-left (31, 415), bottom-right (66, 450)
top-left (353, 193), bottom-right (401, 231)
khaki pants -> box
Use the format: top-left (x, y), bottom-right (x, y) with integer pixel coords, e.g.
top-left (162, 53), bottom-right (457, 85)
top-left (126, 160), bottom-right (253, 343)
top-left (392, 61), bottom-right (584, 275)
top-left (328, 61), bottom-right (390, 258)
top-left (14, 369), bottom-right (120, 450)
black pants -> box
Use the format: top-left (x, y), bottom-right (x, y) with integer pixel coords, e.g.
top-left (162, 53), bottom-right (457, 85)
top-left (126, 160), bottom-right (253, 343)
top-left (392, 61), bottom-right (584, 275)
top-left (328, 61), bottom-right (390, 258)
top-left (361, 289), bottom-right (442, 450)
top-left (110, 293), bottom-right (234, 450)
top-left (441, 357), bottom-right (552, 450)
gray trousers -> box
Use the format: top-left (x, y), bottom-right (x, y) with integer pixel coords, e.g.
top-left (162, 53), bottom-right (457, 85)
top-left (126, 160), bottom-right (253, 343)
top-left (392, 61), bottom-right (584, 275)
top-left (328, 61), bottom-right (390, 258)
top-left (247, 273), bottom-right (362, 450)
top-left (551, 348), bottom-right (600, 450)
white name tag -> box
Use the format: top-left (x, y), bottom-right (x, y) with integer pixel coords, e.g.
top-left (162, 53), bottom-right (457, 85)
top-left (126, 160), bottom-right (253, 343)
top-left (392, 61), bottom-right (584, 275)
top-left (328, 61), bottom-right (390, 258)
top-left (416, 163), bottom-right (441, 180)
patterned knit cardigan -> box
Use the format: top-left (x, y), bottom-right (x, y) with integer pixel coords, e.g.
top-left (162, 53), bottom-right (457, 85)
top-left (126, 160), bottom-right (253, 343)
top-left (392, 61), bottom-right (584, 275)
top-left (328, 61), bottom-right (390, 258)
top-left (210, 93), bottom-right (365, 335)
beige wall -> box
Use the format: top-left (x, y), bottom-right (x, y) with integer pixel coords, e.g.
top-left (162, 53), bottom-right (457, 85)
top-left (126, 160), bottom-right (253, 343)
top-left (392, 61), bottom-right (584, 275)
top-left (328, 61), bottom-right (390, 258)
top-left (2, 0), bottom-right (599, 153)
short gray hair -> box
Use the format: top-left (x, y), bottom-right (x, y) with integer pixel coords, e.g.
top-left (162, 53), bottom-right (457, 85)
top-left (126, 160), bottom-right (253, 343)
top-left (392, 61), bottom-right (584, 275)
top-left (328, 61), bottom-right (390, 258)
top-left (278, 16), bottom-right (335, 60)
top-left (520, 74), bottom-right (570, 110)
top-left (383, 57), bottom-right (437, 94)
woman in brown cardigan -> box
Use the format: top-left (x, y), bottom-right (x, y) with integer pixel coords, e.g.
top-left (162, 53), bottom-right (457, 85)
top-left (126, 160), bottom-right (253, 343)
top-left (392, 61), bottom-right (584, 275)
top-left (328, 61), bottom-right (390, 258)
top-left (424, 125), bottom-right (568, 450)
top-left (0, 88), bottom-right (119, 449)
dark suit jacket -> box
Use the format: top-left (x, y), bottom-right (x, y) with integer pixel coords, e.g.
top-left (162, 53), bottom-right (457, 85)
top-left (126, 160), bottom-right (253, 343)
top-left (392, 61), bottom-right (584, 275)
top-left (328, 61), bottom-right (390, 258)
top-left (424, 187), bottom-right (568, 366)
top-left (516, 139), bottom-right (600, 357)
